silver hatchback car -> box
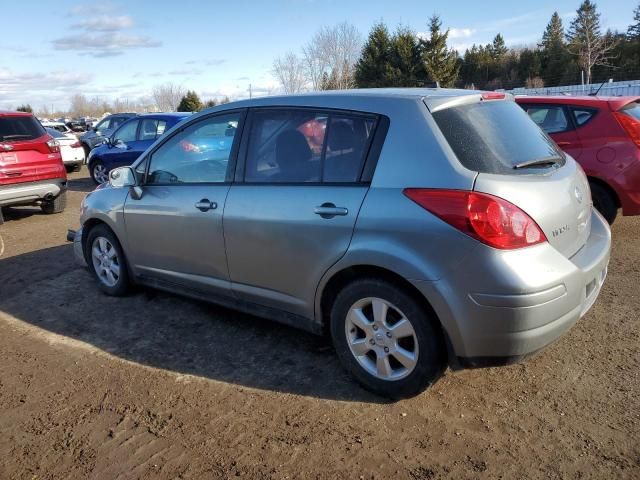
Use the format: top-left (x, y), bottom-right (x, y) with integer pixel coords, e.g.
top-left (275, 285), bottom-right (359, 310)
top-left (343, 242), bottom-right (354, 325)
top-left (70, 89), bottom-right (611, 397)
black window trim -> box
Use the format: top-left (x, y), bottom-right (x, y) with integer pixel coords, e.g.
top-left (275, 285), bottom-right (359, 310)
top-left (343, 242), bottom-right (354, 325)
top-left (234, 105), bottom-right (389, 186)
top-left (137, 108), bottom-right (248, 187)
top-left (520, 103), bottom-right (575, 134)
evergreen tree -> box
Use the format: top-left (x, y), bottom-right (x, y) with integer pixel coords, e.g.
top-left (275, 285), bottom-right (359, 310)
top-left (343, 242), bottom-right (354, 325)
top-left (388, 26), bottom-right (424, 87)
top-left (16, 104), bottom-right (33, 113)
top-left (628, 3), bottom-right (640, 39)
top-left (177, 90), bottom-right (203, 112)
top-left (355, 22), bottom-right (393, 87)
top-left (420, 15), bottom-right (459, 87)
top-left (490, 34), bottom-right (508, 59)
top-left (567, 0), bottom-right (615, 84)
top-left (204, 99), bottom-right (218, 108)
top-left (540, 12), bottom-right (573, 86)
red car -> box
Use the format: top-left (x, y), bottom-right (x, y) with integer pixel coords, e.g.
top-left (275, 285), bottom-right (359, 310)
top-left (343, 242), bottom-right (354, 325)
top-left (516, 95), bottom-right (640, 223)
top-left (0, 111), bottom-right (67, 222)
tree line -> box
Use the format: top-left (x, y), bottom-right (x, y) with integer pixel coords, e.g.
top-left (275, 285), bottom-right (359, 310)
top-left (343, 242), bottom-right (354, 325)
top-left (273, 1), bottom-right (640, 93)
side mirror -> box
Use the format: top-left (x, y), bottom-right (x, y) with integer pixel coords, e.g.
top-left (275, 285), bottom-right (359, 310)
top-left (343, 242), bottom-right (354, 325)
top-left (114, 139), bottom-right (126, 149)
top-left (109, 167), bottom-right (136, 188)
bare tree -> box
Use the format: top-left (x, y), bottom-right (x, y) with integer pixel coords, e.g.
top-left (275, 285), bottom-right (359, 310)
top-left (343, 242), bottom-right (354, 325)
top-left (272, 52), bottom-right (307, 94)
top-left (302, 22), bottom-right (362, 90)
top-left (152, 82), bottom-right (186, 111)
top-left (69, 93), bottom-right (90, 117)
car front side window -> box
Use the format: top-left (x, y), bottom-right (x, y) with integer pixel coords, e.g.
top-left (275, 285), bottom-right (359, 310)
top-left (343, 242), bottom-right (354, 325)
top-left (146, 113), bottom-right (241, 185)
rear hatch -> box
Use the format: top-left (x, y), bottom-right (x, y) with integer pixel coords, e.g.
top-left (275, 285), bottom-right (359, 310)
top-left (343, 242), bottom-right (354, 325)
top-left (0, 114), bottom-right (64, 185)
top-left (428, 94), bottom-right (591, 258)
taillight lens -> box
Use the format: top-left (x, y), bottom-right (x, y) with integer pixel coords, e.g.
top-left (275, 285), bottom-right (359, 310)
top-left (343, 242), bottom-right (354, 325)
top-left (403, 189), bottom-right (547, 249)
top-left (46, 138), bottom-right (60, 153)
top-left (613, 111), bottom-right (640, 148)
top-left (481, 92), bottom-right (505, 100)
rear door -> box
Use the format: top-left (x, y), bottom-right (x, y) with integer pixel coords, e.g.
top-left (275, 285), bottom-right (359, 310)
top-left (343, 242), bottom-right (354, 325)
top-left (224, 107), bottom-right (379, 318)
top-left (0, 114), bottom-right (63, 185)
top-left (431, 98), bottom-right (591, 258)
top-left (519, 103), bottom-right (583, 159)
top-left (123, 110), bottom-right (245, 296)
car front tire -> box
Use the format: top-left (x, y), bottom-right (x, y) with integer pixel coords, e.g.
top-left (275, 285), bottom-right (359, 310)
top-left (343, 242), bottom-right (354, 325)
top-left (90, 161), bottom-right (109, 185)
top-left (86, 224), bottom-right (131, 296)
top-left (330, 278), bottom-right (446, 398)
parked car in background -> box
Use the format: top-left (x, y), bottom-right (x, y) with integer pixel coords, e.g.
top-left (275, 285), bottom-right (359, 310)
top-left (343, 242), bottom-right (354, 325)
top-left (87, 112), bottom-right (190, 184)
top-left (45, 128), bottom-right (85, 172)
top-left (0, 111), bottom-right (67, 218)
top-left (70, 90), bottom-right (611, 397)
top-left (516, 96), bottom-right (640, 224)
top-left (66, 120), bottom-right (85, 133)
top-left (41, 121), bottom-right (74, 135)
top-left (80, 113), bottom-right (137, 157)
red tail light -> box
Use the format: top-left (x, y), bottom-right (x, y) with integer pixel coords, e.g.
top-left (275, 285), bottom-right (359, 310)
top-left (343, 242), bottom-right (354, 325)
top-left (613, 111), bottom-right (640, 148)
top-left (403, 189), bottom-right (547, 249)
top-left (46, 138), bottom-right (60, 153)
top-left (481, 92), bottom-right (505, 100)
top-left (70, 140), bottom-right (82, 148)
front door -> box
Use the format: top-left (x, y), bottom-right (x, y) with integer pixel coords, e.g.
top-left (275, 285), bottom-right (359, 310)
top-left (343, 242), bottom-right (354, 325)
top-left (123, 111), bottom-right (245, 296)
top-left (224, 108), bottom-right (379, 318)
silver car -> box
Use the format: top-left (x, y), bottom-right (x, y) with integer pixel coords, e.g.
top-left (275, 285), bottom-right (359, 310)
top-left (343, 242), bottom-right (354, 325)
top-left (69, 89), bottom-right (611, 397)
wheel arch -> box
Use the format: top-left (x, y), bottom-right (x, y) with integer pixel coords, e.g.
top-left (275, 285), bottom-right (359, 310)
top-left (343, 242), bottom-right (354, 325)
top-left (81, 218), bottom-right (133, 280)
top-left (317, 264), bottom-right (453, 363)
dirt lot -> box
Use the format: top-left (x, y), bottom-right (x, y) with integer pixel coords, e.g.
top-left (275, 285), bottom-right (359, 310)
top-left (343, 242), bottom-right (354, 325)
top-left (0, 169), bottom-right (638, 479)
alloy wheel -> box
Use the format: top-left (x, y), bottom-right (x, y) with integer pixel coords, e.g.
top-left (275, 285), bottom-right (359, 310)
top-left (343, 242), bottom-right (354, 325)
top-left (345, 297), bottom-right (419, 381)
top-left (91, 236), bottom-right (121, 287)
top-left (93, 164), bottom-right (109, 184)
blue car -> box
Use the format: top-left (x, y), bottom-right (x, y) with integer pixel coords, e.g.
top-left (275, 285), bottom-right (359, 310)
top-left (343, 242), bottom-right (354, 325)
top-left (88, 113), bottom-right (191, 184)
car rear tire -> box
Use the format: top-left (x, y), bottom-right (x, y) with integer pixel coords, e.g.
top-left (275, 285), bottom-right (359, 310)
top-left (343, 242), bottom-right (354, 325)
top-left (40, 192), bottom-right (66, 214)
top-left (590, 181), bottom-right (618, 224)
top-left (329, 278), bottom-right (446, 398)
top-left (90, 161), bottom-right (109, 185)
top-left (86, 225), bottom-right (131, 296)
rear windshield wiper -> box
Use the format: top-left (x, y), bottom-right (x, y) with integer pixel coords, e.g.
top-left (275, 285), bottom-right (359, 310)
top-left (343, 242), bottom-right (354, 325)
top-left (513, 156), bottom-right (561, 169)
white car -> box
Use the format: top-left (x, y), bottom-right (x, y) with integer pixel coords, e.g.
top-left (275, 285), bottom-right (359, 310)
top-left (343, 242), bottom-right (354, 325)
top-left (45, 127), bottom-right (85, 172)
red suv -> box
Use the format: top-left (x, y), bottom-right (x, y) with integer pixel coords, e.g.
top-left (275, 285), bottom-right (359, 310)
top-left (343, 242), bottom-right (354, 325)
top-left (0, 111), bottom-right (67, 222)
top-left (516, 96), bottom-right (640, 224)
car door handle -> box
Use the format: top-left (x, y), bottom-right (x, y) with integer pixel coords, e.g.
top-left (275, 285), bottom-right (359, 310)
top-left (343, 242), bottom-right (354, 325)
top-left (314, 203), bottom-right (348, 219)
top-left (195, 199), bottom-right (217, 212)
top-left (556, 141), bottom-right (572, 146)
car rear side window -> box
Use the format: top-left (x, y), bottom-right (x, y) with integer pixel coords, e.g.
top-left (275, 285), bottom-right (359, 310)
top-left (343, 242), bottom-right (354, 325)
top-left (0, 115), bottom-right (46, 142)
top-left (245, 109), bottom-right (376, 183)
top-left (620, 101), bottom-right (640, 121)
top-left (522, 105), bottom-right (571, 133)
top-left (432, 100), bottom-right (564, 174)
top-left (571, 108), bottom-right (597, 126)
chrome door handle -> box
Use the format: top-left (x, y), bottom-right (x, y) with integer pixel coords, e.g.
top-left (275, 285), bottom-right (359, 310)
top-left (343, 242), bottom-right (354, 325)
top-left (195, 199), bottom-right (217, 212)
top-left (314, 203), bottom-right (348, 219)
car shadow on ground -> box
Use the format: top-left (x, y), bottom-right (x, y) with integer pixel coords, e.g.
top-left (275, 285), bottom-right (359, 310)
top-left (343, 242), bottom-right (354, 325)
top-left (0, 244), bottom-right (386, 403)
top-left (66, 175), bottom-right (96, 193)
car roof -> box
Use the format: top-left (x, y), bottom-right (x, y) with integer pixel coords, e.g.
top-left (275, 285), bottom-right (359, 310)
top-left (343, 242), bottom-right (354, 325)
top-left (0, 110), bottom-right (33, 117)
top-left (515, 95), bottom-right (640, 111)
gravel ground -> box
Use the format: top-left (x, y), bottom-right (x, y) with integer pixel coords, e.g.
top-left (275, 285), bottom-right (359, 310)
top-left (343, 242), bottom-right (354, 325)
top-left (0, 169), bottom-right (638, 479)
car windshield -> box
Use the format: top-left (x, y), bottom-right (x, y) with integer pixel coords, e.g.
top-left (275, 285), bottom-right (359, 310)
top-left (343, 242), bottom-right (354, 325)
top-left (0, 115), bottom-right (46, 142)
top-left (431, 100), bottom-right (565, 174)
top-left (45, 127), bottom-right (66, 139)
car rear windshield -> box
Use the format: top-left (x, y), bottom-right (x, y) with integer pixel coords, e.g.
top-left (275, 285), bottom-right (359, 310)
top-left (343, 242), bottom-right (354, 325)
top-left (431, 100), bottom-right (565, 174)
top-left (0, 115), bottom-right (46, 142)
top-left (620, 101), bottom-right (640, 121)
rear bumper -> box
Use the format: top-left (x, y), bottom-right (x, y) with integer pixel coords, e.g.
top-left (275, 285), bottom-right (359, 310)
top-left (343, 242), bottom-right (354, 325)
top-left (611, 160), bottom-right (640, 216)
top-left (412, 208), bottom-right (611, 364)
top-left (67, 227), bottom-right (88, 267)
top-left (0, 179), bottom-right (67, 207)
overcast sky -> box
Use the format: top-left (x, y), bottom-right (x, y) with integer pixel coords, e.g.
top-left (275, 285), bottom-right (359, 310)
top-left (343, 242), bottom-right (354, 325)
top-left (0, 0), bottom-right (636, 111)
